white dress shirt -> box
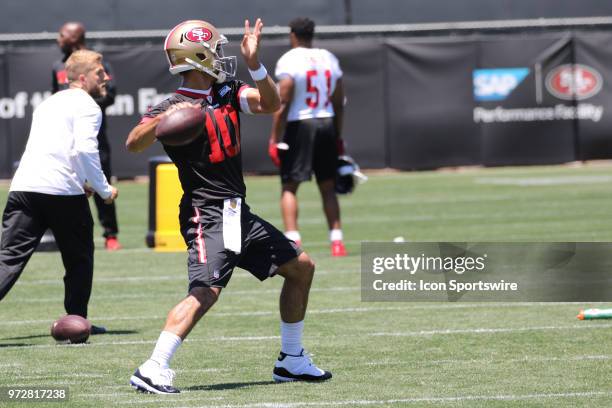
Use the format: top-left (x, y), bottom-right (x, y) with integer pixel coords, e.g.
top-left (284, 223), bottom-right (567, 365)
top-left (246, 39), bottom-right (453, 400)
top-left (10, 88), bottom-right (113, 199)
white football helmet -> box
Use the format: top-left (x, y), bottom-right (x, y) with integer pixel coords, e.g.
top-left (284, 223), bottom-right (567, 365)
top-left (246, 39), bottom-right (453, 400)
top-left (164, 20), bottom-right (236, 82)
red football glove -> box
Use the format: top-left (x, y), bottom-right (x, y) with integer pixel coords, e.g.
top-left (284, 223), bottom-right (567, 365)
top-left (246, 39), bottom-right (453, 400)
top-left (336, 138), bottom-right (346, 156)
top-left (268, 142), bottom-right (280, 167)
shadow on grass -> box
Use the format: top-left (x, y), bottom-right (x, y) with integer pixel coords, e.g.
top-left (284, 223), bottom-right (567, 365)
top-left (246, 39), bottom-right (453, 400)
top-left (0, 342), bottom-right (35, 348)
top-left (2, 334), bottom-right (49, 340)
top-left (2, 329), bottom-right (138, 341)
top-left (97, 330), bottom-right (139, 336)
top-left (184, 380), bottom-right (276, 391)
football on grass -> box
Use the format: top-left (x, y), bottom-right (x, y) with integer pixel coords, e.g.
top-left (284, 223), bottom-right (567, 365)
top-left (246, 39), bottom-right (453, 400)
top-left (50, 315), bottom-right (91, 344)
top-left (155, 105), bottom-right (205, 146)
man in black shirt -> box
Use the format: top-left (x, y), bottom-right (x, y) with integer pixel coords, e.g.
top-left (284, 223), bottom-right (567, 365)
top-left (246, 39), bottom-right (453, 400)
top-left (126, 19), bottom-right (332, 394)
top-left (53, 22), bottom-right (122, 251)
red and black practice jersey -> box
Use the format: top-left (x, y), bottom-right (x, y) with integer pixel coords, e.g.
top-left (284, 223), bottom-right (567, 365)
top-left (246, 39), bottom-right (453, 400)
top-left (141, 80), bottom-right (252, 204)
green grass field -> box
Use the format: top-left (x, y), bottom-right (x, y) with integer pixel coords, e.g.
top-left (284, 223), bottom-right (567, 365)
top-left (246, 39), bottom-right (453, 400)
top-left (1, 163), bottom-right (612, 407)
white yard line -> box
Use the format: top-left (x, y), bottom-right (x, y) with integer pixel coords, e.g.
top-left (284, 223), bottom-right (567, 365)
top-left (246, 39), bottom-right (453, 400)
top-left (366, 354), bottom-right (612, 366)
top-left (370, 324), bottom-right (612, 336)
top-left (0, 315), bottom-right (164, 325)
top-left (475, 175), bottom-right (612, 186)
top-left (0, 303), bottom-right (596, 326)
top-left (65, 385), bottom-right (612, 407)
top-left (4, 286), bottom-right (358, 303)
top-left (0, 336), bottom-right (281, 350)
top-left (117, 396), bottom-right (225, 405)
top-left (2, 323), bottom-right (612, 350)
top-left (10, 373), bottom-right (105, 380)
top-left (254, 193), bottom-right (515, 210)
top-left (79, 393), bottom-right (224, 403)
top-left (13, 268), bottom-right (349, 286)
top-left (15, 276), bottom-right (184, 285)
top-left (155, 391), bottom-right (612, 408)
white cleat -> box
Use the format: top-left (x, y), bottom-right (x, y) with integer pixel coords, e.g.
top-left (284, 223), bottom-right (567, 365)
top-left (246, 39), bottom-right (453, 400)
top-left (129, 360), bottom-right (180, 394)
top-left (272, 349), bottom-right (332, 382)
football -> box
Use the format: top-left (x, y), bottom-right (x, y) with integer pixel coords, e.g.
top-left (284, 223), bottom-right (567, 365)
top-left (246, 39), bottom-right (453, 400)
top-left (50, 315), bottom-right (92, 344)
top-left (155, 105), bottom-right (205, 146)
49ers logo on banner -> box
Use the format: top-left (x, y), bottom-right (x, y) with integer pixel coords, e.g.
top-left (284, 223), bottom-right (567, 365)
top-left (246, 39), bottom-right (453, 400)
top-left (545, 64), bottom-right (603, 101)
top-left (185, 27), bottom-right (213, 43)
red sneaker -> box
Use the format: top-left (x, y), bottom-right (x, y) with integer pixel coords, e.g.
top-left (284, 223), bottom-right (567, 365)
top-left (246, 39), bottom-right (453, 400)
top-left (105, 236), bottom-right (122, 251)
top-left (331, 240), bottom-right (347, 257)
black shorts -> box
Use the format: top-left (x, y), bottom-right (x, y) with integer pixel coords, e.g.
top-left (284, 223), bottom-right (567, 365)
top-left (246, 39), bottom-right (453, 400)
top-left (179, 200), bottom-right (301, 290)
top-left (280, 117), bottom-right (338, 183)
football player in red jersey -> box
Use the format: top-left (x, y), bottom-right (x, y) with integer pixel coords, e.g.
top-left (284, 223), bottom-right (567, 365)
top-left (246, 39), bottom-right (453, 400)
top-left (126, 19), bottom-right (332, 394)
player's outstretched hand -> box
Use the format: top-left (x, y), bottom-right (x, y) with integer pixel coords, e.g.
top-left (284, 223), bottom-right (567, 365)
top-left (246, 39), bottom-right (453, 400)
top-left (104, 186), bottom-right (118, 204)
top-left (241, 18), bottom-right (263, 69)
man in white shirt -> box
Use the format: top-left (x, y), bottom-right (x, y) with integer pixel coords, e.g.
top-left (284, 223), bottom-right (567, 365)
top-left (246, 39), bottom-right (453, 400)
top-left (54, 22), bottom-right (122, 251)
top-left (0, 50), bottom-right (118, 332)
top-left (269, 17), bottom-right (348, 257)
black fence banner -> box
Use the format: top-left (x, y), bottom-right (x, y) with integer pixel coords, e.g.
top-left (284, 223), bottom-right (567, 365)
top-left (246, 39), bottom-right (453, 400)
top-left (386, 38), bottom-right (481, 170)
top-left (1, 31), bottom-right (612, 178)
top-left (476, 34), bottom-right (577, 166)
top-left (574, 32), bottom-right (612, 160)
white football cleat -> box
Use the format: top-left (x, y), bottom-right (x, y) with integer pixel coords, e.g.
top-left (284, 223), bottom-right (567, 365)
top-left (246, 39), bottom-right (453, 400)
top-left (273, 349), bottom-right (332, 382)
top-left (130, 360), bottom-right (180, 394)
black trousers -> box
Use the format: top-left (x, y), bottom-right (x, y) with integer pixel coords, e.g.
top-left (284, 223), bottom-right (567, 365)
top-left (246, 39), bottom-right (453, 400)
top-left (0, 192), bottom-right (94, 317)
top-left (93, 143), bottom-right (119, 238)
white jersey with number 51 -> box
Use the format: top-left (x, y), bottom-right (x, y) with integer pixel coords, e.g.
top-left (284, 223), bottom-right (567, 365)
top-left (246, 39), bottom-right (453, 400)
top-left (274, 47), bottom-right (343, 122)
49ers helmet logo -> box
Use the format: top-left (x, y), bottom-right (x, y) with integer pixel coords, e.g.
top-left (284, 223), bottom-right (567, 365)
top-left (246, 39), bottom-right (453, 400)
top-left (545, 64), bottom-right (603, 101)
top-left (185, 27), bottom-right (213, 43)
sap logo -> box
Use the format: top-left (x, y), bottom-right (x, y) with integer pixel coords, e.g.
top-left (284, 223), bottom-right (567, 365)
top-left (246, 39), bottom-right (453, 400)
top-left (546, 64), bottom-right (602, 101)
top-left (473, 68), bottom-right (530, 101)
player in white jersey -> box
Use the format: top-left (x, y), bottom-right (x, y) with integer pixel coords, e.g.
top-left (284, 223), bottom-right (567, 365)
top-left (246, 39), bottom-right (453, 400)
top-left (0, 50), bottom-right (118, 331)
top-left (269, 17), bottom-right (347, 257)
